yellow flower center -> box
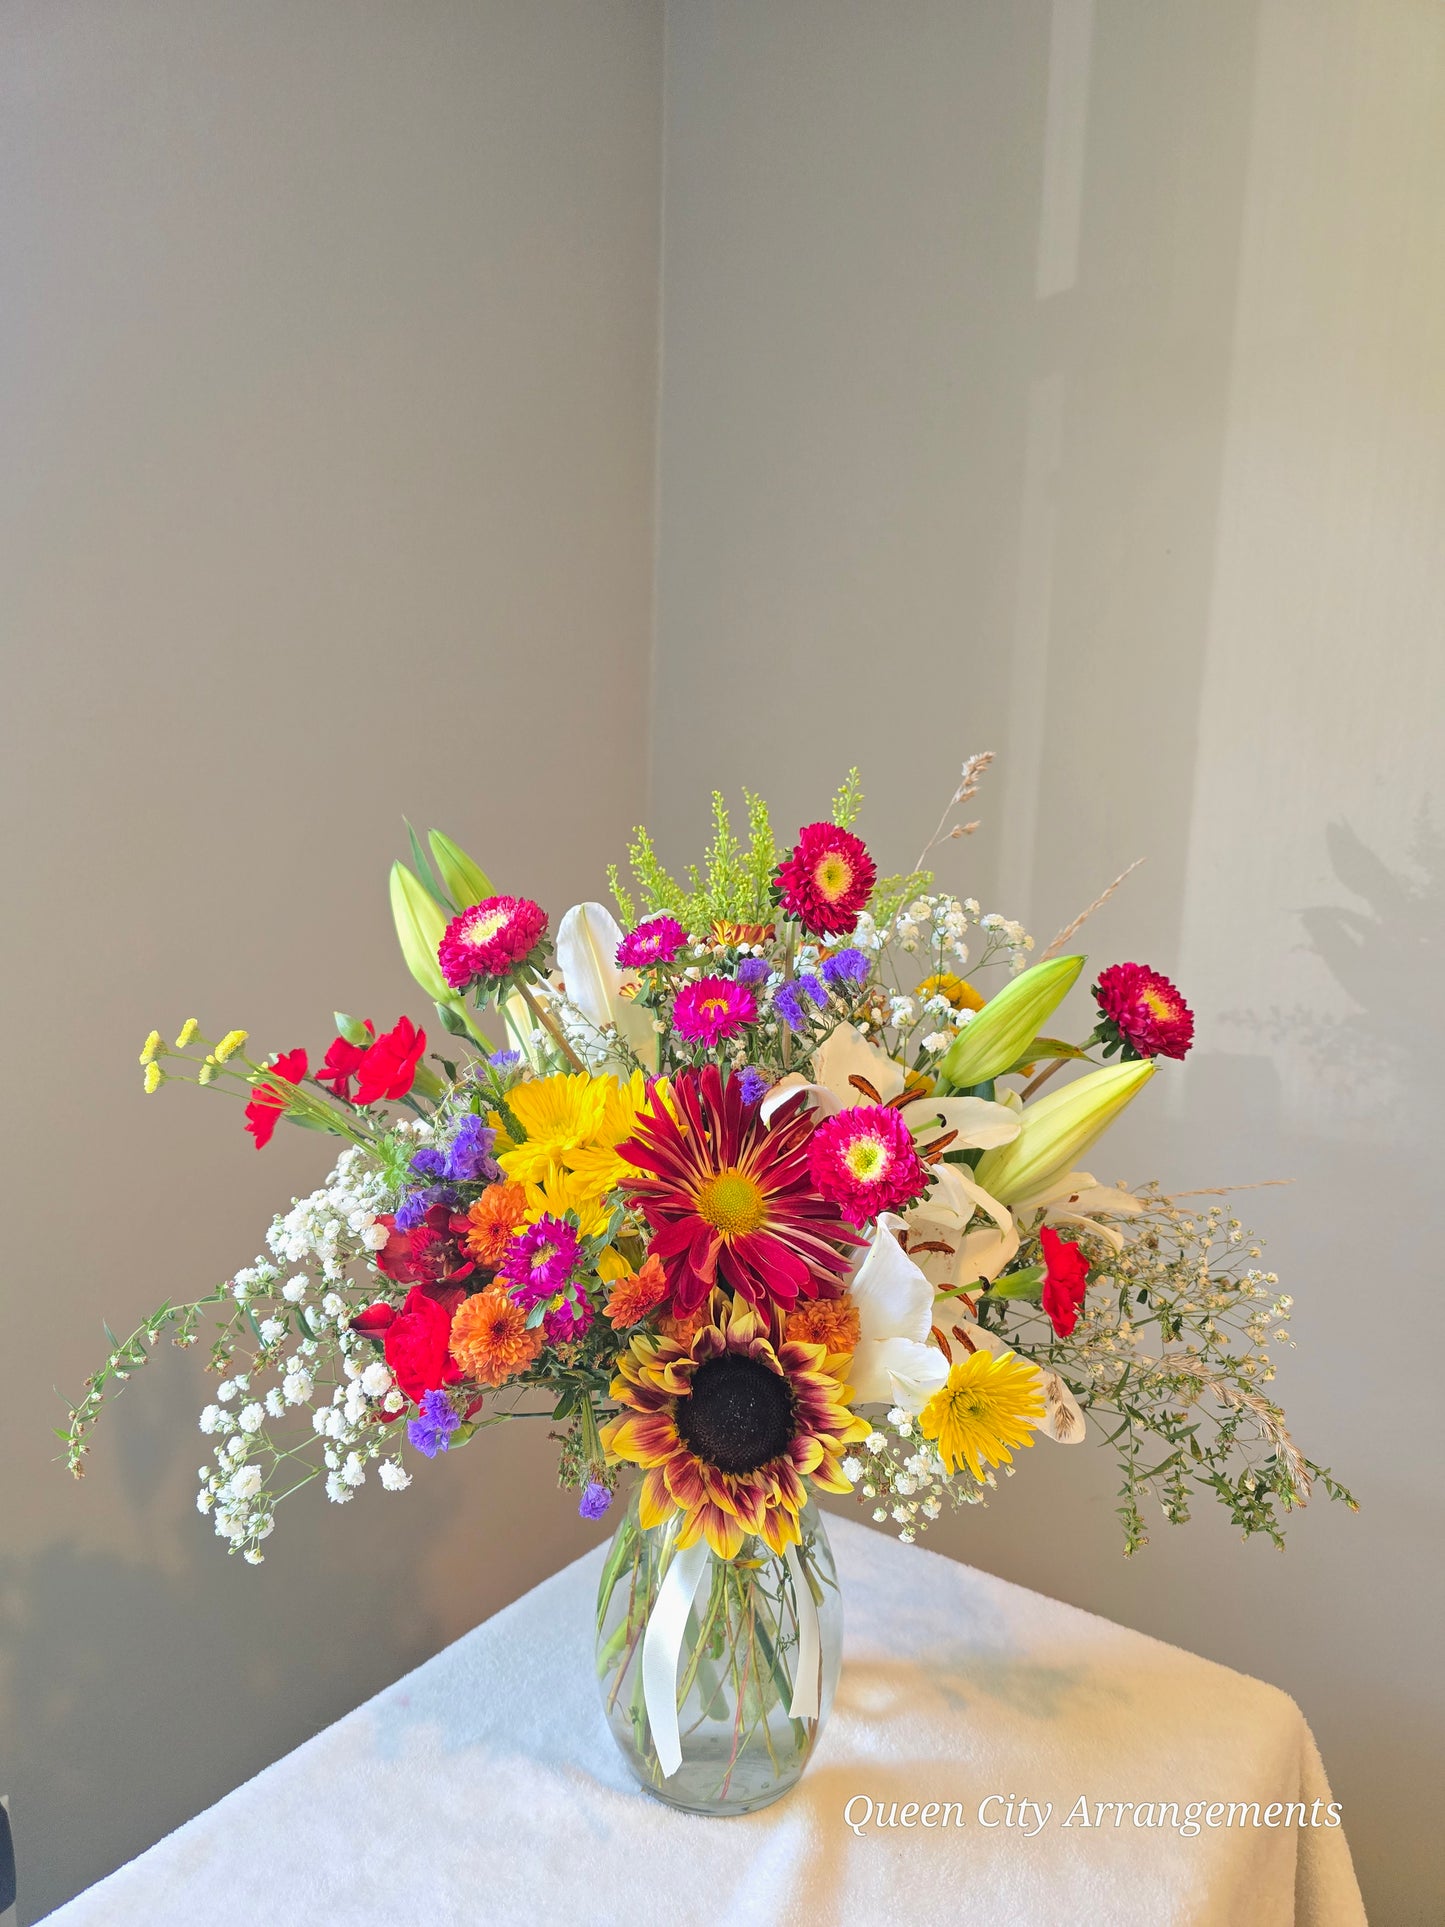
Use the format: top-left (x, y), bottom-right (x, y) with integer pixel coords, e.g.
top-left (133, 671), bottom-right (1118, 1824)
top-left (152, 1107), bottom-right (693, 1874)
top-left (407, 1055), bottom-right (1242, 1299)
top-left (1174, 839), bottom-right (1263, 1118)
top-left (844, 1136), bottom-right (888, 1181)
top-left (1140, 984), bottom-right (1176, 1019)
top-left (700, 996), bottom-right (729, 1017)
top-left (696, 1170), bottom-right (767, 1237)
top-left (530, 1241), bottom-right (558, 1271)
top-left (814, 853), bottom-right (853, 900)
top-left (466, 906), bottom-right (508, 945)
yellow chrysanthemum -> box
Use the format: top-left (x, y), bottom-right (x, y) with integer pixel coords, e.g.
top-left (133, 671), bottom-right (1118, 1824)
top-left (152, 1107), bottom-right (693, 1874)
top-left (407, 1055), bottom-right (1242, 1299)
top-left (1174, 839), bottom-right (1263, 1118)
top-left (174, 1018), bottom-right (200, 1049)
top-left (213, 1029), bottom-right (249, 1063)
top-left (917, 1348), bottom-right (1045, 1481)
top-left (520, 1166), bottom-right (615, 1238)
top-left (142, 1061), bottom-right (163, 1094)
top-left (139, 1030), bottom-right (163, 1065)
top-left (498, 1072), bottom-right (612, 1187)
top-left (916, 973), bottom-right (985, 1014)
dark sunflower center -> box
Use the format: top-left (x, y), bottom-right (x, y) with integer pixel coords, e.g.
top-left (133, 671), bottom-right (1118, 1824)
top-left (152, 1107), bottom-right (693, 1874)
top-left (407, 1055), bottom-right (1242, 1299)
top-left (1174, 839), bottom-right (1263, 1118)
top-left (676, 1354), bottom-right (796, 1474)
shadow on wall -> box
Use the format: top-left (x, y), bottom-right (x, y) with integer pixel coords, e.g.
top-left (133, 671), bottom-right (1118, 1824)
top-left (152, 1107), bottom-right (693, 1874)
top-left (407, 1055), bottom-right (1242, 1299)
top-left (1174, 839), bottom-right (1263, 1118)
top-left (1223, 812), bottom-right (1445, 1135)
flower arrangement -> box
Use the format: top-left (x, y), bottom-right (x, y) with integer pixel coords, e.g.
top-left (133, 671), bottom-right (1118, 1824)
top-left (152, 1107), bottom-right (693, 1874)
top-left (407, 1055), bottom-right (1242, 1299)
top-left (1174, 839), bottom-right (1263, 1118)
top-left (68, 763), bottom-right (1353, 1806)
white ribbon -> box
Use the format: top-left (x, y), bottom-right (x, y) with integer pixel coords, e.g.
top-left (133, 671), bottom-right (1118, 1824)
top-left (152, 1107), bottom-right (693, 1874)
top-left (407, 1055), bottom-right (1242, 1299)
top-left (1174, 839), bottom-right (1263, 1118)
top-left (784, 1544), bottom-right (821, 1719)
top-left (642, 1537), bottom-right (711, 1779)
top-left (641, 1537), bottom-right (824, 1777)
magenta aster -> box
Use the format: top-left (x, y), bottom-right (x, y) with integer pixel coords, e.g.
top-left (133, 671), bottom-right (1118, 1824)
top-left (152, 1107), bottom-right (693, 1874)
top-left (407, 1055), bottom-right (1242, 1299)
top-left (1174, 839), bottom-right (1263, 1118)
top-left (807, 1103), bottom-right (928, 1223)
top-left (671, 975), bottom-right (758, 1047)
top-left (499, 1213), bottom-right (582, 1308)
top-left (774, 823), bottom-right (877, 936)
top-left (1093, 961), bottom-right (1195, 1061)
top-left (438, 895), bottom-right (548, 990)
top-left (616, 915), bottom-right (688, 969)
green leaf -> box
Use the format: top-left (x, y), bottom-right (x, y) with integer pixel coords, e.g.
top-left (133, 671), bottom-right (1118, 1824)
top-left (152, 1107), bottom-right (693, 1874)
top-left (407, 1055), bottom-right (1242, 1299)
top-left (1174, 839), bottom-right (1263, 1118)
top-left (333, 1012), bottom-right (372, 1047)
top-left (997, 1037), bottom-right (1093, 1076)
top-left (525, 1300), bottom-right (548, 1330)
top-left (982, 1264), bottom-right (1044, 1301)
top-left (552, 1390), bottom-right (578, 1420)
top-left (404, 818), bottom-right (455, 912)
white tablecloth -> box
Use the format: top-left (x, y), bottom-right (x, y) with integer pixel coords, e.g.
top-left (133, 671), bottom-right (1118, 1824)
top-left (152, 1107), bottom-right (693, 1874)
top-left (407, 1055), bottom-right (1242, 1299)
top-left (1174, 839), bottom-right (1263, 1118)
top-left (43, 1517), bottom-right (1364, 1926)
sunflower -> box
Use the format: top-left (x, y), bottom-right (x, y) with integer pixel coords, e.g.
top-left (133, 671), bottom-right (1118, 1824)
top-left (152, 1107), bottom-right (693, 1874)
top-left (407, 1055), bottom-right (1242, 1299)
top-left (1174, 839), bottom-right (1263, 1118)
top-left (917, 1348), bottom-right (1045, 1481)
top-left (601, 1291), bottom-right (869, 1556)
top-left (618, 1063), bottom-right (861, 1313)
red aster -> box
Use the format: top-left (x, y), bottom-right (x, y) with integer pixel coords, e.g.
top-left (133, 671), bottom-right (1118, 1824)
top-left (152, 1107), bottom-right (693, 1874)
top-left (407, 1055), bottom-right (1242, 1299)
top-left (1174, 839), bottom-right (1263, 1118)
top-left (1093, 962), bottom-right (1195, 1061)
top-left (352, 1015), bottom-right (427, 1104)
top-left (243, 1048), bottom-right (308, 1149)
top-left (774, 823), bottom-right (876, 936)
top-left (438, 895), bottom-right (548, 991)
top-left (1039, 1225), bottom-right (1089, 1336)
top-left (316, 1023), bottom-right (374, 1103)
top-left (808, 1103), bottom-right (929, 1224)
top-left (618, 1063), bottom-right (861, 1315)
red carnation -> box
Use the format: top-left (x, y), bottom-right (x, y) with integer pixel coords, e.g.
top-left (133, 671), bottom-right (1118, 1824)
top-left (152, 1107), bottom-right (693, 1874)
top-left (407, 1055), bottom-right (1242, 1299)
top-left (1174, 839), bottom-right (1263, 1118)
top-left (316, 1023), bottom-right (375, 1103)
top-left (353, 1016), bottom-right (427, 1105)
top-left (1093, 962), bottom-right (1195, 1061)
top-left (438, 895), bottom-right (548, 990)
top-left (774, 823), bottom-right (876, 936)
top-left (1039, 1225), bottom-right (1090, 1337)
top-left (243, 1048), bottom-right (308, 1149)
top-left (375, 1202), bottom-right (475, 1293)
top-left (379, 1286), bottom-right (463, 1403)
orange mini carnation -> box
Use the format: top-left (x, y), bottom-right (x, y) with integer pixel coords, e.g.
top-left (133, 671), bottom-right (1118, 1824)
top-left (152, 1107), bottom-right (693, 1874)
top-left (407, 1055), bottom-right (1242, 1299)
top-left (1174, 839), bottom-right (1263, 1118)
top-left (449, 1287), bottom-right (544, 1387)
top-left (604, 1254), bottom-right (669, 1329)
top-left (785, 1297), bottom-right (861, 1371)
top-left (465, 1181), bottom-right (529, 1267)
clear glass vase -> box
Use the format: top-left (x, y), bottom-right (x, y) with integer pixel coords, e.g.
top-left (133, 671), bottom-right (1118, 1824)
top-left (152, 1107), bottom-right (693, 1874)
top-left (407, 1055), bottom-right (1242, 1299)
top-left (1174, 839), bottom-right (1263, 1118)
top-left (594, 1484), bottom-right (842, 1815)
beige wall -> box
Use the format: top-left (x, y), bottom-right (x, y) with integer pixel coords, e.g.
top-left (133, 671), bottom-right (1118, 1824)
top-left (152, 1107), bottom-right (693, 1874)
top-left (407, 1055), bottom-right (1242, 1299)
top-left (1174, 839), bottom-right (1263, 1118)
top-left (652, 3), bottom-right (1444, 1920)
top-left (5, 1), bottom-right (1442, 1919)
top-left (0, 2), bottom-right (662, 1916)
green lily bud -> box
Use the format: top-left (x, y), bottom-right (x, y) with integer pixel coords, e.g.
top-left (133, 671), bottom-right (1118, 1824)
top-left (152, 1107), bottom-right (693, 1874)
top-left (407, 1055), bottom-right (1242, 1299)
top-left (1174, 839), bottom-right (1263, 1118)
top-left (973, 1058), bottom-right (1157, 1205)
top-left (428, 830), bottom-right (494, 910)
top-left (390, 861), bottom-right (451, 1003)
top-left (333, 1012), bottom-right (372, 1047)
top-left (937, 954), bottom-right (1085, 1089)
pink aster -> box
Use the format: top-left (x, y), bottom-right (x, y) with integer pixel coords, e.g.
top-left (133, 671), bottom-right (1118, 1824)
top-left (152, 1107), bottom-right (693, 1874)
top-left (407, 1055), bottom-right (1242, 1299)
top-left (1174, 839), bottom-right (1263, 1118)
top-left (617, 915), bottom-right (688, 969)
top-left (807, 1103), bottom-right (928, 1224)
top-left (671, 975), bottom-right (758, 1047)
top-left (438, 895), bottom-right (548, 990)
top-left (499, 1214), bottom-right (582, 1309)
top-left (1093, 961), bottom-right (1195, 1061)
top-left (774, 823), bottom-right (876, 936)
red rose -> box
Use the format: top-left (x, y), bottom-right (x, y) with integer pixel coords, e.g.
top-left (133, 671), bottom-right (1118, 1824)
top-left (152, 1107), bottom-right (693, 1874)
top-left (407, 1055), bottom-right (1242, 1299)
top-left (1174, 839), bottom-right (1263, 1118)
top-left (316, 1023), bottom-right (375, 1103)
top-left (243, 1048), bottom-right (308, 1149)
top-left (381, 1286), bottom-right (462, 1403)
top-left (352, 1017), bottom-right (427, 1106)
top-left (1039, 1225), bottom-right (1089, 1337)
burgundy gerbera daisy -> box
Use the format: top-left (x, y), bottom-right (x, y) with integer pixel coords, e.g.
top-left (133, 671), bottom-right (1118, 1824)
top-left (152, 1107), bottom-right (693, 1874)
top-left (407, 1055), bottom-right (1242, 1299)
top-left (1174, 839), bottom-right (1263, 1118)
top-left (438, 895), bottom-right (548, 990)
top-left (1093, 961), bottom-right (1195, 1061)
top-left (774, 823), bottom-right (876, 936)
top-left (617, 1064), bottom-right (861, 1314)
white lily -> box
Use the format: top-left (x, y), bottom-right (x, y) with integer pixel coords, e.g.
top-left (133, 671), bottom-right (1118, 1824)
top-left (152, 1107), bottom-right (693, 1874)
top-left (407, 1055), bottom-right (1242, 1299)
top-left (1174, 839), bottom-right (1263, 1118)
top-left (1014, 1169), bottom-right (1145, 1253)
top-left (554, 901), bottom-right (659, 1073)
top-left (908, 1161), bottom-right (1020, 1287)
top-left (934, 1314), bottom-right (1088, 1445)
top-left (845, 1215), bottom-right (950, 1411)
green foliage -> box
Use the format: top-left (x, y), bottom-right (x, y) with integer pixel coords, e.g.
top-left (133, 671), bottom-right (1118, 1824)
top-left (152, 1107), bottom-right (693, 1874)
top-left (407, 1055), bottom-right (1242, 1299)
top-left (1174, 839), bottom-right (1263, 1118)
top-left (611, 789), bottom-right (781, 930)
top-left (870, 869), bottom-right (934, 928)
top-left (830, 766), bottom-right (864, 828)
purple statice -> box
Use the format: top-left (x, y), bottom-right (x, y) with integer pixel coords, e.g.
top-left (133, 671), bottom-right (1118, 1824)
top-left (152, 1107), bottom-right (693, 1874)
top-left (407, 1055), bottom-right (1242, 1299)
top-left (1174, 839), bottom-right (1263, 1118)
top-left (578, 1481), bottom-right (613, 1521)
top-left (734, 956), bottom-right (771, 986)
top-left (821, 946), bottom-right (870, 989)
top-left (444, 1113), bottom-right (500, 1183)
top-left (772, 972), bottom-right (827, 1032)
top-left (395, 1183), bottom-right (460, 1231)
top-left (408, 1147), bottom-right (447, 1180)
top-left (488, 1049), bottom-right (522, 1071)
top-left (407, 1390), bottom-right (461, 1459)
top-left (735, 1065), bottom-right (769, 1105)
